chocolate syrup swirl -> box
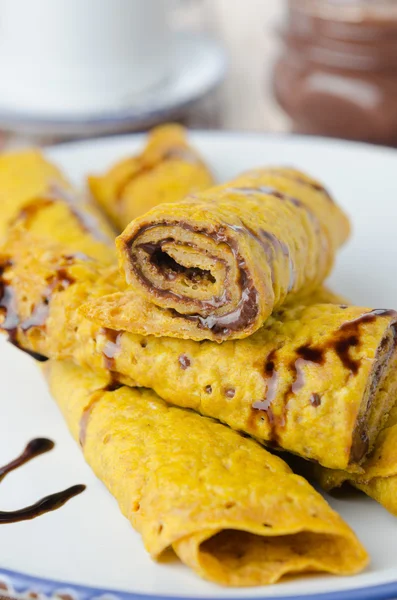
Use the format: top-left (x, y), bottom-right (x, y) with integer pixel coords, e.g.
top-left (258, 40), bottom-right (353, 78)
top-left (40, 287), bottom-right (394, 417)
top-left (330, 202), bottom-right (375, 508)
top-left (0, 439), bottom-right (85, 524)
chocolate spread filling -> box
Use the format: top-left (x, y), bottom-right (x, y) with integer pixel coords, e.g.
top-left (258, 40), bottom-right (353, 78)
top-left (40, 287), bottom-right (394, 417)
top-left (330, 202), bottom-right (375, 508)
top-left (126, 221), bottom-right (260, 336)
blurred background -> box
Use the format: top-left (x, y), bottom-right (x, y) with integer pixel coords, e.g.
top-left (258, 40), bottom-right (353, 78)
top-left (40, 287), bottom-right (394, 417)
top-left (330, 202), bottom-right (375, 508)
top-left (1, 0), bottom-right (395, 149)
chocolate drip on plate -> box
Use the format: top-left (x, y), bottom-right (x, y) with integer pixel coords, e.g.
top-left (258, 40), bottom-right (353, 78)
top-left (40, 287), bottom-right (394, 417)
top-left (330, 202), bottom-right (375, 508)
top-left (0, 485), bottom-right (85, 524)
top-left (0, 438), bottom-right (54, 483)
top-left (0, 439), bottom-right (85, 523)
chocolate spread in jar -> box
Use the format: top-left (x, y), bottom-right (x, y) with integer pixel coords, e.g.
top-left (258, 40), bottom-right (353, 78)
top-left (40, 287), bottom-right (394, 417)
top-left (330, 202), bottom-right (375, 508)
top-left (273, 0), bottom-right (397, 144)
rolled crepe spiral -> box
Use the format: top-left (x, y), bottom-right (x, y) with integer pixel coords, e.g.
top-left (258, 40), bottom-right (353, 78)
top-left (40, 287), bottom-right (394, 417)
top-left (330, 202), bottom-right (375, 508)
top-left (115, 167), bottom-right (350, 341)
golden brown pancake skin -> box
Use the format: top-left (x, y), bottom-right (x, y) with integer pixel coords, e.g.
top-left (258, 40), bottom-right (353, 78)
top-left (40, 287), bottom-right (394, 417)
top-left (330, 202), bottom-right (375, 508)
top-left (45, 360), bottom-right (368, 586)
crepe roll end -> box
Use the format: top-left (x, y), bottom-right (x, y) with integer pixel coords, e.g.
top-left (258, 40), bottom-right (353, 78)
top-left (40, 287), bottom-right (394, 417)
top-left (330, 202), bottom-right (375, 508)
top-left (114, 216), bottom-right (274, 341)
top-left (349, 312), bottom-right (397, 466)
top-left (173, 526), bottom-right (368, 586)
top-left (47, 361), bottom-right (368, 587)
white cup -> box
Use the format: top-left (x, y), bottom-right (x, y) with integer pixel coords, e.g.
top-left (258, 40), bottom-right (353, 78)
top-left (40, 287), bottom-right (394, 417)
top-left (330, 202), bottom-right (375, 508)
top-left (0, 0), bottom-right (172, 115)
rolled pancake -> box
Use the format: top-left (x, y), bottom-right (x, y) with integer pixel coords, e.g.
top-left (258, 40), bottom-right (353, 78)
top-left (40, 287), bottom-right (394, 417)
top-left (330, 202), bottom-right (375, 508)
top-left (88, 124), bottom-right (214, 230)
top-left (45, 360), bottom-right (368, 586)
top-left (307, 402), bottom-right (397, 516)
top-left (0, 150), bottom-right (116, 262)
top-left (2, 231), bottom-right (397, 471)
top-left (0, 149), bottom-right (70, 239)
top-left (109, 166), bottom-right (350, 342)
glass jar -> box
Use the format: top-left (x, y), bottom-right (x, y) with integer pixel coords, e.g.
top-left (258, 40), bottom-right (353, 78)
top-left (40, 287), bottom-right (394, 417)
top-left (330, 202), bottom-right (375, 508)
top-left (273, 0), bottom-right (397, 144)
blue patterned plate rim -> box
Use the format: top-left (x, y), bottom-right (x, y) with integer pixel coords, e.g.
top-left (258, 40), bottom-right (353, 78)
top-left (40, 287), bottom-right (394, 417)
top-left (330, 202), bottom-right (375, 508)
top-left (1, 567), bottom-right (397, 600)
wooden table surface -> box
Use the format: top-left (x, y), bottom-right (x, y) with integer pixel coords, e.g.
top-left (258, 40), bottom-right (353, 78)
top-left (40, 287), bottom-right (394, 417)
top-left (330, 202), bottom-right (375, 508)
top-left (1, 0), bottom-right (289, 151)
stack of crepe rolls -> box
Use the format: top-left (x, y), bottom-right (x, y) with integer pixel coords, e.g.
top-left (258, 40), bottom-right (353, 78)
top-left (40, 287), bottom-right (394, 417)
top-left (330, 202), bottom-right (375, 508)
top-left (88, 124), bottom-right (215, 230)
top-left (44, 360), bottom-right (368, 586)
top-left (3, 227), bottom-right (397, 472)
top-left (3, 152), bottom-right (397, 471)
top-left (0, 144), bottom-right (395, 583)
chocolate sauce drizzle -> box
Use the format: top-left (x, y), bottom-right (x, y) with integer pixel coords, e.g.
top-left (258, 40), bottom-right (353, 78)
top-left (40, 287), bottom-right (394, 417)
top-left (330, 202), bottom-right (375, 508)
top-left (266, 169), bottom-right (334, 202)
top-left (12, 198), bottom-right (55, 227)
top-left (251, 349), bottom-right (283, 442)
top-left (49, 185), bottom-right (111, 244)
top-left (178, 354), bottom-right (191, 369)
top-left (250, 308), bottom-right (397, 446)
top-left (0, 439), bottom-right (85, 524)
top-left (79, 381), bottom-right (122, 446)
top-left (221, 187), bottom-right (306, 292)
top-left (21, 268), bottom-right (75, 332)
top-left (115, 146), bottom-right (198, 201)
top-left (0, 259), bottom-right (47, 360)
top-left (294, 309), bottom-right (396, 375)
top-left (101, 328), bottom-right (123, 370)
top-left (0, 257), bottom-right (77, 361)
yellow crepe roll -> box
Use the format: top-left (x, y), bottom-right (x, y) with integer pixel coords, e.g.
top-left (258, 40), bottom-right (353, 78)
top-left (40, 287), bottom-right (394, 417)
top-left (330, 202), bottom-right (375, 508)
top-left (0, 149), bottom-right (70, 239)
top-left (88, 124), bottom-right (214, 230)
top-left (45, 360), bottom-right (368, 586)
top-left (306, 402), bottom-right (397, 517)
top-left (2, 230), bottom-right (397, 472)
top-left (0, 149), bottom-right (116, 261)
top-left (112, 166), bottom-right (350, 341)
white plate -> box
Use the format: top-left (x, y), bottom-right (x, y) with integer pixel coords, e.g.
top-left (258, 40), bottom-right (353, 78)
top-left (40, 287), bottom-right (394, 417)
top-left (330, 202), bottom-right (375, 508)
top-left (0, 34), bottom-right (226, 137)
top-left (2, 132), bottom-right (397, 600)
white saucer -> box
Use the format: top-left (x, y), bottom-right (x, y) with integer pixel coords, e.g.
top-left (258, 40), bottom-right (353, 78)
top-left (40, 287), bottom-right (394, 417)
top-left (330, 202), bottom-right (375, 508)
top-left (0, 33), bottom-right (226, 137)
